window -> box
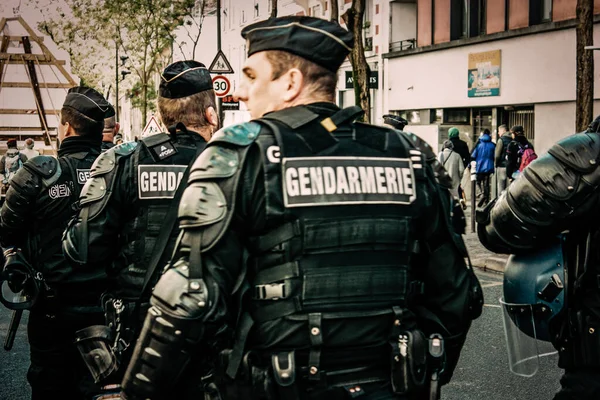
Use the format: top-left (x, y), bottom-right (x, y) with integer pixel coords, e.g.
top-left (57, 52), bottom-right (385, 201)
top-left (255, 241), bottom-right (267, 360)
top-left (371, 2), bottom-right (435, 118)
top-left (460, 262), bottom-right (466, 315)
top-left (530, 0), bottom-right (552, 25)
top-left (398, 110), bottom-right (422, 124)
top-left (451, 0), bottom-right (486, 40)
top-left (443, 108), bottom-right (470, 124)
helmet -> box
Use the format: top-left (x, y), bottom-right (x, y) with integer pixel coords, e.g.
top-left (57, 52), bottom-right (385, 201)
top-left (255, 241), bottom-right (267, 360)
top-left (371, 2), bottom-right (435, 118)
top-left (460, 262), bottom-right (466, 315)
top-left (500, 237), bottom-right (565, 377)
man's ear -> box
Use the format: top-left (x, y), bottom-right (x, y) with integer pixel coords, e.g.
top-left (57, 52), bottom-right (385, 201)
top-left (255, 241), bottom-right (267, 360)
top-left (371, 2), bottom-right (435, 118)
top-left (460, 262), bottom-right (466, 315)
top-left (205, 106), bottom-right (219, 129)
top-left (281, 68), bottom-right (303, 102)
top-left (64, 122), bottom-right (77, 137)
top-left (114, 122), bottom-right (120, 134)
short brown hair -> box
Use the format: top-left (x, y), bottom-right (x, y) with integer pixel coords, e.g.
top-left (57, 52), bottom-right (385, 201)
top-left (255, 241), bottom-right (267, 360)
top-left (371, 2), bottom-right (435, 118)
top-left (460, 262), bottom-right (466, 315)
top-left (157, 90), bottom-right (217, 128)
top-left (60, 107), bottom-right (103, 137)
top-left (264, 50), bottom-right (337, 101)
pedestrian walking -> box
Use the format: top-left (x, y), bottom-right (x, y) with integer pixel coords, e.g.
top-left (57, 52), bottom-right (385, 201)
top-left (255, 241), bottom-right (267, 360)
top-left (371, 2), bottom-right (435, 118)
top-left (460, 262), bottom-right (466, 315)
top-left (21, 138), bottom-right (40, 160)
top-left (122, 16), bottom-right (482, 400)
top-left (0, 138), bottom-right (28, 192)
top-left (494, 124), bottom-right (511, 194)
top-left (471, 129), bottom-right (495, 207)
top-left (505, 125), bottom-right (536, 181)
top-left (448, 127), bottom-right (470, 167)
top-left (438, 139), bottom-right (465, 199)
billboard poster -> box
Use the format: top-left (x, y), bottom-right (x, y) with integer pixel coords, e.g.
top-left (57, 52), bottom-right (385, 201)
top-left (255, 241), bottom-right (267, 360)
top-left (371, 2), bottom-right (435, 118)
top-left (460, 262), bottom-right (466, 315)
top-left (468, 50), bottom-right (501, 97)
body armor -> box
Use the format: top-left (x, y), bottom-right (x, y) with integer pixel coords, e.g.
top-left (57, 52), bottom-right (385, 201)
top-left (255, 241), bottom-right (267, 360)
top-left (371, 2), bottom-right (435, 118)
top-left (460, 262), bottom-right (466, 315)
top-left (64, 130), bottom-right (207, 301)
top-left (124, 105), bottom-right (479, 400)
top-left (1, 143), bottom-right (102, 301)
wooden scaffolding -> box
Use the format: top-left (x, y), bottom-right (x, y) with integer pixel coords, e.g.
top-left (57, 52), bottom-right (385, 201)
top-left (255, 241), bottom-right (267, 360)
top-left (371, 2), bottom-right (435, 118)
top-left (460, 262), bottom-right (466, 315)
top-left (0, 15), bottom-right (76, 148)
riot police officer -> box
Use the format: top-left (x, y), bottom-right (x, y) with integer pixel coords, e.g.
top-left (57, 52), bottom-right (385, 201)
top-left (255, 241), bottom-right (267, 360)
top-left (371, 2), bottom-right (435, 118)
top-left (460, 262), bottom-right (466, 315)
top-left (0, 87), bottom-right (110, 399)
top-left (477, 115), bottom-right (600, 399)
top-left (122, 17), bottom-right (482, 400)
top-left (62, 60), bottom-right (218, 393)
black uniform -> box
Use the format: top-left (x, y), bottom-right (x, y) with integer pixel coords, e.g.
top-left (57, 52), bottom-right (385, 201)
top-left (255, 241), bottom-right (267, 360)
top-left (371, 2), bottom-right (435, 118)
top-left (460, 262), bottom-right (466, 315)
top-left (62, 128), bottom-right (207, 372)
top-left (63, 61), bottom-right (214, 391)
top-left (122, 17), bottom-right (481, 400)
top-left (0, 137), bottom-right (104, 399)
top-left (123, 106), bottom-right (481, 399)
top-left (478, 119), bottom-right (600, 399)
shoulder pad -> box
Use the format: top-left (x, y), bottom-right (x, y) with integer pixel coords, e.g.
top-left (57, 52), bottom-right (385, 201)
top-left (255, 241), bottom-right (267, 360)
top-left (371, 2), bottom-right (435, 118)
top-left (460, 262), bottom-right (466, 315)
top-left (189, 146), bottom-right (239, 182)
top-left (140, 132), bottom-right (170, 148)
top-left (23, 156), bottom-right (59, 179)
top-left (547, 132), bottom-right (600, 174)
top-left (89, 149), bottom-right (117, 177)
top-left (210, 122), bottom-right (262, 146)
top-left (79, 176), bottom-right (107, 206)
top-left (113, 141), bottom-right (138, 156)
top-left (178, 181), bottom-right (227, 229)
top-left (89, 142), bottom-right (137, 177)
top-left (354, 122), bottom-right (390, 152)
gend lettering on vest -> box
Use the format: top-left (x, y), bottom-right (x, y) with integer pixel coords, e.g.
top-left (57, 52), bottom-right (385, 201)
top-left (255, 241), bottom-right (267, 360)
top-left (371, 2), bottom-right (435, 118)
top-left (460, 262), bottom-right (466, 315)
top-left (283, 157), bottom-right (416, 207)
top-left (138, 165), bottom-right (186, 199)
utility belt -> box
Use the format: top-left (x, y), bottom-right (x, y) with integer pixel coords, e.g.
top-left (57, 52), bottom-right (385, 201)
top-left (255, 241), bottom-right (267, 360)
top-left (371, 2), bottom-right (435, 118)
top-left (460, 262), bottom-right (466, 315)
top-left (74, 295), bottom-right (149, 384)
top-left (211, 329), bottom-right (445, 400)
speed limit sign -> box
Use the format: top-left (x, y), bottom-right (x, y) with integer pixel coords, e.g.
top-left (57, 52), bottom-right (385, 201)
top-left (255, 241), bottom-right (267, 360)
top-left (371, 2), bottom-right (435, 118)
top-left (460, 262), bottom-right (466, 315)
top-left (212, 75), bottom-right (230, 97)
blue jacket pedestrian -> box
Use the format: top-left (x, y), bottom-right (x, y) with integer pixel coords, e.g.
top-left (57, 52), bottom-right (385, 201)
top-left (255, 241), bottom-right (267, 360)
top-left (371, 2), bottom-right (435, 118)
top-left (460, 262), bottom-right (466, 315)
top-left (471, 131), bottom-right (495, 174)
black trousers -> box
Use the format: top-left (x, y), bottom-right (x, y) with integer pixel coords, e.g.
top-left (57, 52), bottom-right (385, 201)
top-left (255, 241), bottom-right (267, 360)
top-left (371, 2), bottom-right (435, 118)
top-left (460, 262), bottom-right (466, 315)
top-left (476, 173), bottom-right (492, 207)
top-left (553, 369), bottom-right (600, 400)
top-left (27, 305), bottom-right (104, 400)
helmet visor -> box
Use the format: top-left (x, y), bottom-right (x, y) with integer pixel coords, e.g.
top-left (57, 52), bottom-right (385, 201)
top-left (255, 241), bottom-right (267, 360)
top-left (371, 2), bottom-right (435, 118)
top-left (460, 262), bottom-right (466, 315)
top-left (500, 298), bottom-right (557, 377)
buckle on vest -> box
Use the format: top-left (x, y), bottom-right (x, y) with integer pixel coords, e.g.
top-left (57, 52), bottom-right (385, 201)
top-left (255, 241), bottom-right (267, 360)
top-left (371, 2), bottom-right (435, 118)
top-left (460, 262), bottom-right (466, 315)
top-left (254, 283), bottom-right (288, 300)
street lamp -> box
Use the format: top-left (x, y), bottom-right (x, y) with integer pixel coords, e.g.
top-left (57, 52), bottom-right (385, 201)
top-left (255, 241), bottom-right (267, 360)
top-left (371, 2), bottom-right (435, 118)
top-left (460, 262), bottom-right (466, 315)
top-left (115, 46), bottom-right (129, 121)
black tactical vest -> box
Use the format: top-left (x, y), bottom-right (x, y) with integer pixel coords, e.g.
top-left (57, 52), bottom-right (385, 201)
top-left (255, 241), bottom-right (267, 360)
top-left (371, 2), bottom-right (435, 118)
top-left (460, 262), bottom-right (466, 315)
top-left (241, 107), bottom-right (430, 372)
top-left (110, 131), bottom-right (206, 300)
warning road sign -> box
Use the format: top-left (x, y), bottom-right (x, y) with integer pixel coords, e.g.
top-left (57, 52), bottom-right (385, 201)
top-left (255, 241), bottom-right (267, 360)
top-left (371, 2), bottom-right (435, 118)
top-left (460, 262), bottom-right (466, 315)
top-left (212, 75), bottom-right (231, 97)
top-left (142, 115), bottom-right (164, 137)
top-left (209, 50), bottom-right (234, 74)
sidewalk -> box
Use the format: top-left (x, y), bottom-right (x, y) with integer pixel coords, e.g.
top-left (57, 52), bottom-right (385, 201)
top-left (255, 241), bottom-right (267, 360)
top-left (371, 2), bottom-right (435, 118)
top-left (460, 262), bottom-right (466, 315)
top-left (463, 205), bottom-right (507, 274)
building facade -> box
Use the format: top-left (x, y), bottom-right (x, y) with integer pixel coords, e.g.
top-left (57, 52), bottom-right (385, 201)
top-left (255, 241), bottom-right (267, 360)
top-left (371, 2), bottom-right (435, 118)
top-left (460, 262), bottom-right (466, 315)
top-left (383, 0), bottom-right (600, 155)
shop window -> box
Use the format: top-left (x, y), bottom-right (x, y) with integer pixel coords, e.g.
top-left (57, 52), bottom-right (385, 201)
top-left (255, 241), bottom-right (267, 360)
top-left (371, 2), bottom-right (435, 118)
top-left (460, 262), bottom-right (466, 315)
top-left (443, 108), bottom-right (470, 124)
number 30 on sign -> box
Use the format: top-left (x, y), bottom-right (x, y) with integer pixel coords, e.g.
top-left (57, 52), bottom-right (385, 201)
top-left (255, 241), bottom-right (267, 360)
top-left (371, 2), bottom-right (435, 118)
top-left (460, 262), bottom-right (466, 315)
top-left (212, 75), bottom-right (230, 97)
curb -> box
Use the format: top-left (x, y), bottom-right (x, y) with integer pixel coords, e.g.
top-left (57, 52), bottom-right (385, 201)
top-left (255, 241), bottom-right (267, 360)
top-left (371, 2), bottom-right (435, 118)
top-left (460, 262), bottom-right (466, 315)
top-left (471, 256), bottom-right (507, 274)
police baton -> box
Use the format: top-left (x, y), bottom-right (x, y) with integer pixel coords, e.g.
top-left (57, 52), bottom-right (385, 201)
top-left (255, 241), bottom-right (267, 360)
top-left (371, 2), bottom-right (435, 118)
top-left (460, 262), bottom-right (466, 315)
top-left (428, 334), bottom-right (445, 400)
top-left (4, 309), bottom-right (22, 351)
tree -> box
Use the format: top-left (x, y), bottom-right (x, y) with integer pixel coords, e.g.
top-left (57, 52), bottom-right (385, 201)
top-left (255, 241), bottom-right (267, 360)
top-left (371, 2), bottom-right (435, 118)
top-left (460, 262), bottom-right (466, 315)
top-left (31, 0), bottom-right (201, 127)
top-left (270, 0), bottom-right (278, 18)
top-left (330, 0), bottom-right (339, 22)
top-left (342, 0), bottom-right (371, 123)
top-left (172, 0), bottom-right (217, 60)
top-left (576, 0), bottom-right (594, 131)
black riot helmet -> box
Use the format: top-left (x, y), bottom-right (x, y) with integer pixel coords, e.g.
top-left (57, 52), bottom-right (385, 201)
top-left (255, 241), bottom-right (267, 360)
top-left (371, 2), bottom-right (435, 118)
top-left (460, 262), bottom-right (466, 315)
top-left (500, 237), bottom-right (565, 377)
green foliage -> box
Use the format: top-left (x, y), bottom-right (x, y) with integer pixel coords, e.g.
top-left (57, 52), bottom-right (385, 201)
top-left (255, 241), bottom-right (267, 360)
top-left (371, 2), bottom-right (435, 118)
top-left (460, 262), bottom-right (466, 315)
top-left (129, 81), bottom-right (157, 112)
top-left (30, 0), bottom-right (205, 126)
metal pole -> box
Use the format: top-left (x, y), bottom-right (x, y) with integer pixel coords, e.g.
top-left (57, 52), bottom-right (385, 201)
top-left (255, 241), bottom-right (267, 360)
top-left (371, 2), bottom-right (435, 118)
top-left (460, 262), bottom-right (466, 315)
top-left (115, 38), bottom-right (119, 121)
top-left (216, 0), bottom-right (223, 126)
top-left (217, 0), bottom-right (221, 51)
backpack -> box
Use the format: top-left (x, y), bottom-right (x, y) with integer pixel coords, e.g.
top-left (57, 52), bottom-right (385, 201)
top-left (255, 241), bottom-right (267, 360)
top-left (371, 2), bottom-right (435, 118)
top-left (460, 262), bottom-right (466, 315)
top-left (519, 146), bottom-right (537, 171)
top-left (3, 150), bottom-right (23, 183)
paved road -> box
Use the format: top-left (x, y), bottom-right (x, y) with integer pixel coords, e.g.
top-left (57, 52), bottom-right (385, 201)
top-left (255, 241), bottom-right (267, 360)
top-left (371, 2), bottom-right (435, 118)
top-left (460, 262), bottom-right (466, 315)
top-left (0, 270), bottom-right (562, 400)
